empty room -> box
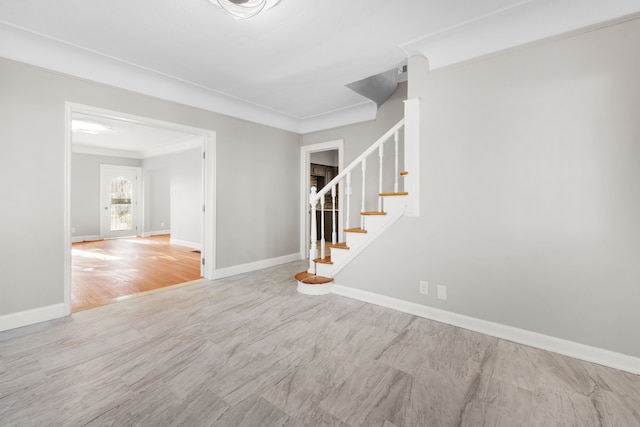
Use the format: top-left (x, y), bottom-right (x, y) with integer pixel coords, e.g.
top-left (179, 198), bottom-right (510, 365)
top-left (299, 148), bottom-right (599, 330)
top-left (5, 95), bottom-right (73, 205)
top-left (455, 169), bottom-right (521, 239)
top-left (1, 1), bottom-right (639, 425)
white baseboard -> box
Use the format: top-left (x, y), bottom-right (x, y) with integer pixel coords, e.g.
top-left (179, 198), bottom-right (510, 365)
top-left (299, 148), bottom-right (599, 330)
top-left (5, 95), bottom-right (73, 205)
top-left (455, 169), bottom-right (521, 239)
top-left (332, 284), bottom-right (640, 375)
top-left (214, 253), bottom-right (302, 279)
top-left (0, 303), bottom-right (67, 333)
top-left (142, 230), bottom-right (170, 237)
top-left (169, 238), bottom-right (201, 250)
top-left (72, 235), bottom-right (101, 243)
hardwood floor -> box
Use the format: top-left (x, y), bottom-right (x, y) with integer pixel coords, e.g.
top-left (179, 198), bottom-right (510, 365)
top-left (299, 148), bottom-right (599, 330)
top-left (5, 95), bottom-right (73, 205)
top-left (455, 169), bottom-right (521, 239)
top-left (72, 234), bottom-right (202, 312)
top-left (2, 260), bottom-right (639, 426)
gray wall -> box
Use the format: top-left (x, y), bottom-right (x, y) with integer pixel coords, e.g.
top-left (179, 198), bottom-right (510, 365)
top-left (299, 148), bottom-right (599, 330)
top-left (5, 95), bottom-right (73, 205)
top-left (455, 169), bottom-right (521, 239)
top-left (142, 163), bottom-right (171, 235)
top-left (0, 57), bottom-right (300, 317)
top-left (144, 148), bottom-right (202, 246)
top-left (310, 150), bottom-right (338, 167)
top-left (71, 154), bottom-right (142, 239)
top-left (335, 18), bottom-right (640, 357)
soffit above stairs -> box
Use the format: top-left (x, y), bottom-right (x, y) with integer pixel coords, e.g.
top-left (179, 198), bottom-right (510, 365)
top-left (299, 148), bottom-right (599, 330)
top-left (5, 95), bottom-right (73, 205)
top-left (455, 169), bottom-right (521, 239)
top-left (1, 0), bottom-right (638, 133)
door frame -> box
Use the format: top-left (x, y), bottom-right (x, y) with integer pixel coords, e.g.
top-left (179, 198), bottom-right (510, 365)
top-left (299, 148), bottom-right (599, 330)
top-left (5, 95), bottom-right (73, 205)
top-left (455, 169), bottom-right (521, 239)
top-left (64, 102), bottom-right (217, 315)
top-left (99, 164), bottom-right (142, 239)
top-left (299, 140), bottom-right (344, 259)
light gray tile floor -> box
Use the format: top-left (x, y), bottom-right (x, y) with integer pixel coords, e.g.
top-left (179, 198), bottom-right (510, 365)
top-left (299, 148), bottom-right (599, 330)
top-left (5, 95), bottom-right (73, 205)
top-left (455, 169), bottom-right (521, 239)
top-left (1, 260), bottom-right (639, 426)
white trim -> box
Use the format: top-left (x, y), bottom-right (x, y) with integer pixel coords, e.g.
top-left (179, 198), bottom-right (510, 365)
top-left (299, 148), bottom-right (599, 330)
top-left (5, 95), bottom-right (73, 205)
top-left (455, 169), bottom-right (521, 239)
top-left (214, 253), bottom-right (302, 279)
top-left (64, 106), bottom-right (72, 316)
top-left (202, 134), bottom-right (216, 280)
top-left (169, 238), bottom-right (201, 250)
top-left (141, 230), bottom-right (171, 237)
top-left (0, 304), bottom-right (66, 333)
top-left (299, 140), bottom-right (344, 260)
top-left (398, 0), bottom-right (640, 71)
top-left (71, 235), bottom-right (102, 243)
top-left (332, 284), bottom-right (640, 375)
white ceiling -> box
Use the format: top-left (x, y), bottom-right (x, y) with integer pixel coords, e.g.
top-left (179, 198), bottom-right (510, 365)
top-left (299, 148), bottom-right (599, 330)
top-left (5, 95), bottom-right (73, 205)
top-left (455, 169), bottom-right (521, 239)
top-left (1, 0), bottom-right (640, 134)
top-left (71, 111), bottom-right (203, 159)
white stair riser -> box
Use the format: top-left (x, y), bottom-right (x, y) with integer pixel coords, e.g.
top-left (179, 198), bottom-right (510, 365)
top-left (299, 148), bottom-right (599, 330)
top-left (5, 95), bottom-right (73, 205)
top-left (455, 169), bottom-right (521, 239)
top-left (362, 215), bottom-right (387, 233)
top-left (297, 281), bottom-right (333, 295)
top-left (329, 247), bottom-right (350, 265)
top-left (344, 232), bottom-right (368, 250)
top-left (315, 262), bottom-right (336, 277)
top-left (382, 195), bottom-right (408, 213)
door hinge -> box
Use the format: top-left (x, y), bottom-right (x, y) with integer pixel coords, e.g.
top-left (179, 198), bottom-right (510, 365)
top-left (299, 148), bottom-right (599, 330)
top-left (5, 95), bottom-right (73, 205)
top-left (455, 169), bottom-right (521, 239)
top-left (201, 258), bottom-right (205, 266)
top-left (203, 151), bottom-right (206, 159)
top-left (202, 205), bottom-right (206, 212)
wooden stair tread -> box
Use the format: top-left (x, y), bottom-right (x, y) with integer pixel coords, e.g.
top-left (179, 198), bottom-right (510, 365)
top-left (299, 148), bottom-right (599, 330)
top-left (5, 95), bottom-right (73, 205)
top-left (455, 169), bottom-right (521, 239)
top-left (313, 256), bottom-right (333, 264)
top-left (361, 211), bottom-right (387, 216)
top-left (295, 271), bottom-right (334, 285)
top-left (328, 242), bottom-right (349, 249)
top-left (344, 228), bottom-right (367, 233)
top-left (379, 192), bottom-right (409, 196)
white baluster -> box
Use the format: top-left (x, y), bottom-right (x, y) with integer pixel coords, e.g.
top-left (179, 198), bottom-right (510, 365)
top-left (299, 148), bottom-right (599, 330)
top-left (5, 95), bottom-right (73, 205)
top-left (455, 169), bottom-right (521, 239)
top-left (378, 143), bottom-right (384, 213)
top-left (361, 158), bottom-right (366, 229)
top-left (394, 130), bottom-right (399, 193)
top-left (309, 186), bottom-right (317, 272)
top-left (346, 172), bottom-right (351, 230)
top-left (320, 193), bottom-right (326, 259)
top-left (331, 185), bottom-right (337, 244)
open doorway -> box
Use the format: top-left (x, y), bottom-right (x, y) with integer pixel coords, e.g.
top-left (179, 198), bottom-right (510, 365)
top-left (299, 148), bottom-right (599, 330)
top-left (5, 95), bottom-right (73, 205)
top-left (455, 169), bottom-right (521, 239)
top-left (299, 140), bottom-right (344, 261)
top-left (64, 103), bottom-right (216, 313)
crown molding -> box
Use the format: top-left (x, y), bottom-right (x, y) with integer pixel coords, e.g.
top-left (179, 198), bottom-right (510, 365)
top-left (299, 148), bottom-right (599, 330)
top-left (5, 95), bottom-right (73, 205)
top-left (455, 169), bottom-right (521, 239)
top-left (71, 143), bottom-right (144, 159)
top-left (400, 0), bottom-right (640, 70)
top-left (0, 21), bottom-right (360, 133)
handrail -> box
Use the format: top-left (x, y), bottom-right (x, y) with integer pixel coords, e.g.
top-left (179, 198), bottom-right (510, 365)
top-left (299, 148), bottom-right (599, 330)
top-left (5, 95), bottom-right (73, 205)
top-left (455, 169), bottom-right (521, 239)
top-left (311, 118), bottom-right (405, 202)
top-left (308, 117), bottom-right (405, 271)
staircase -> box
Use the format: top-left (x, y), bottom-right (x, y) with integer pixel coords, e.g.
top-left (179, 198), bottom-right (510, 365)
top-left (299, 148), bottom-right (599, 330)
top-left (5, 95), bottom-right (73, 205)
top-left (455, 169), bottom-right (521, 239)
top-left (296, 99), bottom-right (420, 295)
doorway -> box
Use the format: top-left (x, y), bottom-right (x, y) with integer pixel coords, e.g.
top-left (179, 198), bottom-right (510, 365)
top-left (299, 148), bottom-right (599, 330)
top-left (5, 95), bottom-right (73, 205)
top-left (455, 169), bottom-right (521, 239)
top-left (64, 103), bottom-right (216, 315)
top-left (100, 165), bottom-right (141, 239)
top-left (299, 140), bottom-right (344, 260)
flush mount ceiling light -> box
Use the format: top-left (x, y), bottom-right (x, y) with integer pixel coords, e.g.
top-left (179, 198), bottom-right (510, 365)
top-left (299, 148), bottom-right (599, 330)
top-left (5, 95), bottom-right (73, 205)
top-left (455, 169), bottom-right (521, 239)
top-left (72, 120), bottom-right (110, 134)
top-left (210, 0), bottom-right (280, 20)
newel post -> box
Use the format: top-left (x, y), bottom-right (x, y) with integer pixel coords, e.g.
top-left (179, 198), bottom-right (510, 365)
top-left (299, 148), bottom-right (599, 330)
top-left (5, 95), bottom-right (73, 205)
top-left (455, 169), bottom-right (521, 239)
top-left (309, 186), bottom-right (318, 272)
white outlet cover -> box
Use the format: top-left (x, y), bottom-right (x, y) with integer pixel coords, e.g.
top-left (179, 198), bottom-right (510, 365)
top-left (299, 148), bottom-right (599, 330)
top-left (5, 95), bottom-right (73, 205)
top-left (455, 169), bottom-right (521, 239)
top-left (419, 280), bottom-right (428, 295)
top-left (437, 285), bottom-right (447, 300)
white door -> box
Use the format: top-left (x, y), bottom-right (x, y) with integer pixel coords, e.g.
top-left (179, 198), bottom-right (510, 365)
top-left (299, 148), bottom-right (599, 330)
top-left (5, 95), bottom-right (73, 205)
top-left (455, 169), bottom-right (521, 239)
top-left (100, 165), bottom-right (141, 239)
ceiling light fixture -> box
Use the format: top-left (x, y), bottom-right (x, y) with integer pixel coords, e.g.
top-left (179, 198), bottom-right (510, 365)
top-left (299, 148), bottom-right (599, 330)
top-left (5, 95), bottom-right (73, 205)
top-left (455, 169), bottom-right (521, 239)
top-left (72, 120), bottom-right (110, 134)
top-left (210, 0), bottom-right (280, 20)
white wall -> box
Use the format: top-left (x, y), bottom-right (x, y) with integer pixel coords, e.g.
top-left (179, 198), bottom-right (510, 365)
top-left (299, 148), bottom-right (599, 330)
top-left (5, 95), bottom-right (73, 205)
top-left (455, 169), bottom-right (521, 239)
top-left (0, 57), bottom-right (300, 320)
top-left (334, 17), bottom-right (640, 358)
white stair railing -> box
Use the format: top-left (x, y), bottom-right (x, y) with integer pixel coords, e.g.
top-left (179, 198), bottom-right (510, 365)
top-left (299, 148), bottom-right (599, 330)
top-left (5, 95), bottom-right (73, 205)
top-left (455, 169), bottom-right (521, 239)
top-left (308, 118), bottom-right (405, 273)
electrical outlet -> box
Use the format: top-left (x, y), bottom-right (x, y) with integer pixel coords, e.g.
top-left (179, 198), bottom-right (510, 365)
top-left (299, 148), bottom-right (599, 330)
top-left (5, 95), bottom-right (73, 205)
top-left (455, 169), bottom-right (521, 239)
top-left (419, 280), bottom-right (429, 295)
top-left (161, 222), bottom-right (165, 227)
top-left (71, 227), bottom-right (76, 234)
top-left (437, 285), bottom-right (447, 300)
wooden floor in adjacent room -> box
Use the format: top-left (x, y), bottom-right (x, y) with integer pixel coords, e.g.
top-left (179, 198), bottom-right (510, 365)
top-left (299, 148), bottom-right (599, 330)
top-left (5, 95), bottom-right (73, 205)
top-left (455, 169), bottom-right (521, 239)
top-left (2, 260), bottom-right (639, 426)
top-left (72, 234), bottom-right (202, 312)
